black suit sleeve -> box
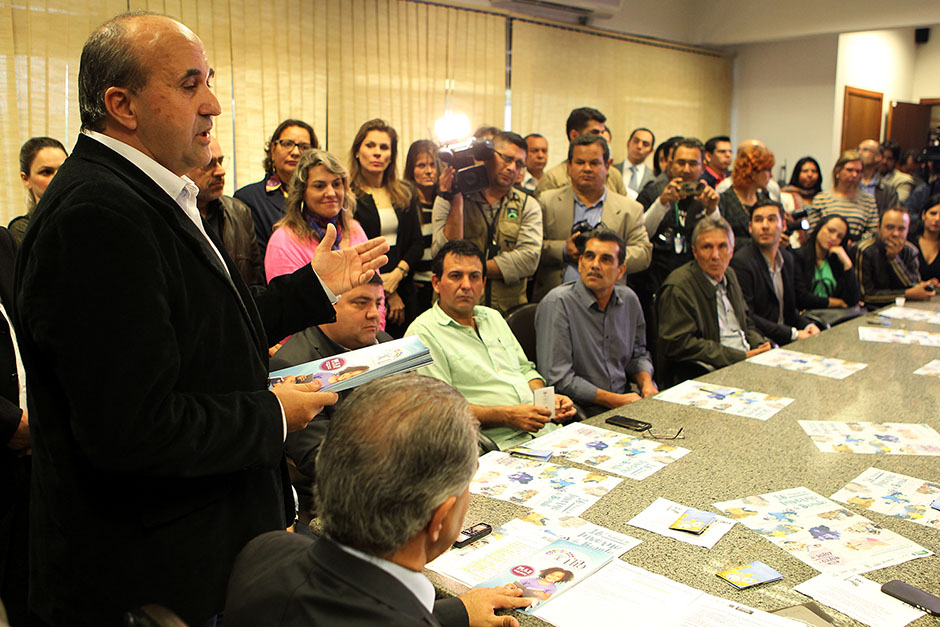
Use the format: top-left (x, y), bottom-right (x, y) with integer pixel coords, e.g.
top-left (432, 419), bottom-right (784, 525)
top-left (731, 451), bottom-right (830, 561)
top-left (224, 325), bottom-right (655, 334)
top-left (395, 196), bottom-right (425, 275)
top-left (434, 598), bottom-right (469, 627)
top-left (730, 250), bottom-right (792, 345)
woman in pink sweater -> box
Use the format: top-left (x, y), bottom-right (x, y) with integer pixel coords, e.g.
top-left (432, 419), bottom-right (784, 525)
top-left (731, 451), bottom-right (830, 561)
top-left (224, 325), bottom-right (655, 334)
top-left (265, 150), bottom-right (384, 330)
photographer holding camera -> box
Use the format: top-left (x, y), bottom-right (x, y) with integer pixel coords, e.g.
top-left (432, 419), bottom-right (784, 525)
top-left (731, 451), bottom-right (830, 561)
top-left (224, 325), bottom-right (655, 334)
top-left (532, 134), bottom-right (650, 302)
top-left (432, 131), bottom-right (543, 314)
top-left (637, 137), bottom-right (720, 299)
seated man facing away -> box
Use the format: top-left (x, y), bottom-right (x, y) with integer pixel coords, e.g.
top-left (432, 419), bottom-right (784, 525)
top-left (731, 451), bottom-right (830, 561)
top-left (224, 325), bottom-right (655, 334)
top-left (657, 215), bottom-right (771, 377)
top-left (536, 228), bottom-right (657, 415)
top-left (270, 274), bottom-right (389, 527)
top-left (730, 199), bottom-right (820, 346)
top-left (857, 207), bottom-right (938, 308)
top-left (224, 374), bottom-right (531, 627)
top-left (407, 240), bottom-right (576, 450)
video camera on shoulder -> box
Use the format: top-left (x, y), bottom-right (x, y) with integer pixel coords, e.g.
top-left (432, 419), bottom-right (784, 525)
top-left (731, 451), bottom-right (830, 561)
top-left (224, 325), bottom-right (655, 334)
top-left (439, 138), bottom-right (494, 195)
top-left (787, 209), bottom-right (810, 235)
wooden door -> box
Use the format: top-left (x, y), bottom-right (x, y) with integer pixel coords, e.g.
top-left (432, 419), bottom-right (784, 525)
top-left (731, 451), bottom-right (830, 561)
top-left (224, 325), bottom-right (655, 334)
top-left (841, 86), bottom-right (883, 153)
top-left (886, 101), bottom-right (932, 154)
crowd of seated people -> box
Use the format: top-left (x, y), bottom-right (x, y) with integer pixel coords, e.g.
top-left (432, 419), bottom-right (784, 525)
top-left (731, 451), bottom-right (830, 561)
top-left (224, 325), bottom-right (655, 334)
top-left (5, 10), bottom-right (940, 624)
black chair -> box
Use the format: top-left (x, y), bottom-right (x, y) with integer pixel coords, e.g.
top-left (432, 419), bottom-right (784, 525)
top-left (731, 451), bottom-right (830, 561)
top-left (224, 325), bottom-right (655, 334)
top-left (504, 303), bottom-right (538, 363)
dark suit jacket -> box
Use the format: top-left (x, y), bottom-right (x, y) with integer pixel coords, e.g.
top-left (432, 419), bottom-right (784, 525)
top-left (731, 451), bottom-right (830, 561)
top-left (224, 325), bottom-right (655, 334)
top-left (0, 226), bottom-right (29, 625)
top-left (731, 243), bottom-right (811, 346)
top-left (657, 261), bottom-right (767, 368)
top-left (14, 134), bottom-right (335, 626)
top-left (224, 532), bottom-right (469, 627)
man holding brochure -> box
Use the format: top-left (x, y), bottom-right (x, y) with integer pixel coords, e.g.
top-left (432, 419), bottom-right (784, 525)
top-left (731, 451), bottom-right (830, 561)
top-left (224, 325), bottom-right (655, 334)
top-left (407, 240), bottom-right (576, 450)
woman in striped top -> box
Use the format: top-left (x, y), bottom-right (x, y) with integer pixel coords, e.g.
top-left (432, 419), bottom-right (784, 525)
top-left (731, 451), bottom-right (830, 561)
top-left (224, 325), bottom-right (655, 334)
top-left (807, 150), bottom-right (878, 249)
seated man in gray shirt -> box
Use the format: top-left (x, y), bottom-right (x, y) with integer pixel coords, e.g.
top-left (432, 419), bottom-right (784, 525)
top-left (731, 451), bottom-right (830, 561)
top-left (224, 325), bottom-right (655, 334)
top-left (657, 215), bottom-right (771, 382)
top-left (536, 228), bottom-right (657, 415)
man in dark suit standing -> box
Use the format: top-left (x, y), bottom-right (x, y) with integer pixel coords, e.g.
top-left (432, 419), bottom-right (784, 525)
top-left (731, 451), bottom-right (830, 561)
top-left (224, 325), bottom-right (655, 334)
top-left (224, 374), bottom-right (531, 627)
top-left (13, 12), bottom-right (387, 626)
top-left (0, 226), bottom-right (29, 626)
top-left (730, 199), bottom-right (819, 346)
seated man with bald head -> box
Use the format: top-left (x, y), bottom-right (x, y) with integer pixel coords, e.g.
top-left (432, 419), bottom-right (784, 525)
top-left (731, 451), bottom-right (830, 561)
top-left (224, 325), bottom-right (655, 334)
top-left (224, 374), bottom-right (531, 627)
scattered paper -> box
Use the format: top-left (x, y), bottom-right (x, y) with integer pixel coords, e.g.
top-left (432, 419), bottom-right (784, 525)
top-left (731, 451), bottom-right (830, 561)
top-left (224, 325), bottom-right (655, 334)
top-left (654, 380), bottom-right (793, 421)
top-left (499, 511), bottom-right (642, 556)
top-left (831, 467), bottom-right (940, 530)
top-left (876, 306), bottom-right (940, 325)
top-left (914, 359), bottom-right (940, 378)
top-left (798, 421), bottom-right (940, 455)
top-left (714, 487), bottom-right (932, 578)
top-left (858, 326), bottom-right (940, 346)
top-left (795, 574), bottom-right (925, 627)
top-left (532, 560), bottom-right (801, 627)
top-left (428, 512), bottom-right (641, 587)
top-left (471, 451), bottom-right (622, 516)
top-left (628, 497), bottom-right (735, 549)
top-left (747, 348), bottom-right (867, 379)
top-left (524, 423), bottom-right (690, 480)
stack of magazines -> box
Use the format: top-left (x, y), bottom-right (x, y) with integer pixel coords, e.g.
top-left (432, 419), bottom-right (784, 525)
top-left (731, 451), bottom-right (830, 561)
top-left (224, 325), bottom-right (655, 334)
top-left (268, 336), bottom-right (432, 393)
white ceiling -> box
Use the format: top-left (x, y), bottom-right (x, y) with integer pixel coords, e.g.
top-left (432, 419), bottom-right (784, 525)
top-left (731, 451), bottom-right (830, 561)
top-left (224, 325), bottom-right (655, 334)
top-left (443, 0), bottom-right (940, 47)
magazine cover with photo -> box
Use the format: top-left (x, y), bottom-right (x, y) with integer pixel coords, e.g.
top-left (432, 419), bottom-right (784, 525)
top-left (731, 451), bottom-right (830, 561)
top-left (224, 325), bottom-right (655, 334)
top-left (475, 539), bottom-right (611, 613)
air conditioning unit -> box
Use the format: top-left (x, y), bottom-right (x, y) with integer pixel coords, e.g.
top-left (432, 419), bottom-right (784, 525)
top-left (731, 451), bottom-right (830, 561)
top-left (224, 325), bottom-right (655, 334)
top-left (490, 0), bottom-right (623, 24)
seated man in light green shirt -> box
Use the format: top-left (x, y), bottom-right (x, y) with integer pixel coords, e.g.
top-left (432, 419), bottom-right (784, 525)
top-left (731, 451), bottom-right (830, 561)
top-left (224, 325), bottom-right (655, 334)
top-left (406, 240), bottom-right (576, 450)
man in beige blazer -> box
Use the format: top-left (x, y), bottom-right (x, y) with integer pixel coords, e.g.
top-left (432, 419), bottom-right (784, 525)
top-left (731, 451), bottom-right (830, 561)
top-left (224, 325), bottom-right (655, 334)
top-left (533, 134), bottom-right (651, 302)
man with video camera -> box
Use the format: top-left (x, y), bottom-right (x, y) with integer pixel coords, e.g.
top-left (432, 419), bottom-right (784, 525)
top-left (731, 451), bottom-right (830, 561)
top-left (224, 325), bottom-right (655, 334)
top-left (432, 131), bottom-right (543, 313)
top-left (532, 134), bottom-right (650, 302)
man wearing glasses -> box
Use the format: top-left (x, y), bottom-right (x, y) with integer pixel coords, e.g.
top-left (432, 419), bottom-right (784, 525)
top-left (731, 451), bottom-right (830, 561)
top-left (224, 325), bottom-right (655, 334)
top-left (235, 118), bottom-right (318, 256)
top-left (533, 134), bottom-right (650, 302)
top-left (433, 131), bottom-right (543, 314)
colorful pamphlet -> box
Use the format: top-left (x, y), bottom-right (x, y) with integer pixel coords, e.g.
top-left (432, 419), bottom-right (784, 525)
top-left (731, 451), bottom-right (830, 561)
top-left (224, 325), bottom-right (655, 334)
top-left (427, 512), bottom-right (640, 587)
top-left (858, 326), bottom-right (940, 346)
top-left (716, 560), bottom-right (782, 589)
top-left (471, 451), bottom-right (622, 516)
top-left (831, 467), bottom-right (940, 530)
top-left (628, 498), bottom-right (736, 549)
top-left (669, 508), bottom-right (717, 534)
top-left (475, 539), bottom-right (612, 613)
top-left (507, 446), bottom-right (552, 462)
top-left (268, 336), bottom-right (431, 392)
top-left (653, 379), bottom-right (793, 421)
top-left (521, 422), bottom-right (689, 480)
top-left (747, 348), bottom-right (867, 379)
top-left (798, 421), bottom-right (940, 455)
top-left (876, 306), bottom-right (940, 325)
top-left (914, 359), bottom-right (940, 378)
top-left (714, 487), bottom-right (932, 578)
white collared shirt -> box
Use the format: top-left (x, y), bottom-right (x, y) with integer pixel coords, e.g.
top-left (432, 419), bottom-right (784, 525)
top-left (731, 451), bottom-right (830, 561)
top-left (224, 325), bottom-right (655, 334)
top-left (84, 130), bottom-right (231, 276)
top-left (0, 301), bottom-right (26, 410)
top-left (338, 543), bottom-right (436, 616)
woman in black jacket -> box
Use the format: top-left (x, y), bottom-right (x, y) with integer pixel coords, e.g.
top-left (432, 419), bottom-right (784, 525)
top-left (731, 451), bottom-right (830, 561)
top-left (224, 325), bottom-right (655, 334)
top-left (796, 213), bottom-right (860, 310)
top-left (349, 119), bottom-right (423, 336)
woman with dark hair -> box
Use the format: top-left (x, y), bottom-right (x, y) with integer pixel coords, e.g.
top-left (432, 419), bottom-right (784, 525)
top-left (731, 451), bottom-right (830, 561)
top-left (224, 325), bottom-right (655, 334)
top-left (909, 193), bottom-right (940, 282)
top-left (402, 139), bottom-right (440, 316)
top-left (10, 137), bottom-right (68, 244)
top-left (784, 156), bottom-right (823, 204)
top-left (718, 144), bottom-right (774, 243)
top-left (349, 119), bottom-right (422, 336)
top-left (234, 118), bottom-right (319, 256)
top-left (796, 214), bottom-right (860, 310)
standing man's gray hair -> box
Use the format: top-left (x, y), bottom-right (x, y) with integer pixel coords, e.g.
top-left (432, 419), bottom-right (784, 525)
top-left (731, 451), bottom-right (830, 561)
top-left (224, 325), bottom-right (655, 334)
top-left (316, 374), bottom-right (479, 557)
top-left (78, 10), bottom-right (157, 131)
top-left (691, 214), bottom-right (734, 250)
